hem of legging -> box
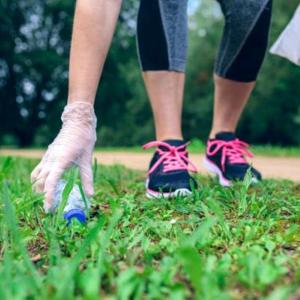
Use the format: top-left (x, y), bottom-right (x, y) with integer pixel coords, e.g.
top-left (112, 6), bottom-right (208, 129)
top-left (142, 59), bottom-right (186, 73)
top-left (214, 71), bottom-right (257, 83)
top-left (142, 68), bottom-right (186, 73)
top-left (169, 58), bottom-right (186, 72)
top-left (219, 0), bottom-right (270, 79)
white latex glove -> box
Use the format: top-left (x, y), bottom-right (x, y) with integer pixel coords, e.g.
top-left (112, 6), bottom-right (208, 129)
top-left (31, 102), bottom-right (97, 212)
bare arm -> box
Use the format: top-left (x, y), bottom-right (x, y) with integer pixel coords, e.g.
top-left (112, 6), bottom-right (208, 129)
top-left (31, 0), bottom-right (122, 210)
top-left (68, 0), bottom-right (122, 104)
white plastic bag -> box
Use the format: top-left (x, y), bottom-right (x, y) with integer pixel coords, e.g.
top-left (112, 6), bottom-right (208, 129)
top-left (270, 5), bottom-right (300, 66)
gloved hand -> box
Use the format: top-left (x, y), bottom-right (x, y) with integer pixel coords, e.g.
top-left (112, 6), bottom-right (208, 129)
top-left (31, 102), bottom-right (97, 212)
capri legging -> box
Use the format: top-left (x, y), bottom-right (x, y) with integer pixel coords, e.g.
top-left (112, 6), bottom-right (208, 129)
top-left (137, 0), bottom-right (273, 83)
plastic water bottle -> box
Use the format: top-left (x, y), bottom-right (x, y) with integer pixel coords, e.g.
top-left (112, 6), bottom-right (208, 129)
top-left (51, 180), bottom-right (91, 224)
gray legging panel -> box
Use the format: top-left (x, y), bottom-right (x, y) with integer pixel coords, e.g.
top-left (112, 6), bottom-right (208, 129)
top-left (137, 0), bottom-right (272, 82)
top-left (137, 0), bottom-right (188, 72)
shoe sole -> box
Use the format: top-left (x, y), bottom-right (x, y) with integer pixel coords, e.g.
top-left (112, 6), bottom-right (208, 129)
top-left (145, 179), bottom-right (192, 199)
top-left (203, 157), bottom-right (258, 187)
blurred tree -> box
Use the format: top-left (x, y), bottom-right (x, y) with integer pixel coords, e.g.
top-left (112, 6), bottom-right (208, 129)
top-left (0, 0), bottom-right (73, 146)
top-left (95, 0), bottom-right (153, 146)
top-left (0, 0), bottom-right (148, 147)
top-left (241, 0), bottom-right (300, 145)
top-left (184, 0), bottom-right (300, 145)
top-left (0, 0), bottom-right (299, 147)
top-left (184, 0), bottom-right (222, 141)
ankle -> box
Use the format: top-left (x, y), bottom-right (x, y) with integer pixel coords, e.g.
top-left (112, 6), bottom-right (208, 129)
top-left (156, 134), bottom-right (184, 142)
top-left (209, 128), bottom-right (235, 140)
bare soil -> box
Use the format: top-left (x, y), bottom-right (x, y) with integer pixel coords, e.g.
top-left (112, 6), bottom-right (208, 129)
top-left (1, 149), bottom-right (300, 182)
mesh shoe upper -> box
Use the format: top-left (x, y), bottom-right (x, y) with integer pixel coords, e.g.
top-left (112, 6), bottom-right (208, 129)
top-left (144, 140), bottom-right (198, 193)
top-left (206, 132), bottom-right (262, 182)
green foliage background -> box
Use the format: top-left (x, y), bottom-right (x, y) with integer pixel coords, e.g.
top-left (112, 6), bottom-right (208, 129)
top-left (0, 0), bottom-right (300, 147)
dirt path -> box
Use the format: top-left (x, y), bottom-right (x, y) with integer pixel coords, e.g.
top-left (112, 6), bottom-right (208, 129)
top-left (1, 149), bottom-right (300, 182)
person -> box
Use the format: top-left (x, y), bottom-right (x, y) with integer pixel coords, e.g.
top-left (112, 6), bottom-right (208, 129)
top-left (31, 0), bottom-right (273, 210)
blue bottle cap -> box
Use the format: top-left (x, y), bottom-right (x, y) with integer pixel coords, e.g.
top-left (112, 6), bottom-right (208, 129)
top-left (64, 209), bottom-right (86, 224)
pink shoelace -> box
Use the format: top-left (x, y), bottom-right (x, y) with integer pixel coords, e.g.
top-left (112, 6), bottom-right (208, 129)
top-left (143, 141), bottom-right (198, 175)
top-left (207, 139), bottom-right (254, 172)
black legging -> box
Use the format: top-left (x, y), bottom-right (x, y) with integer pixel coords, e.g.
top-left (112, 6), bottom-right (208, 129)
top-left (137, 0), bottom-right (272, 82)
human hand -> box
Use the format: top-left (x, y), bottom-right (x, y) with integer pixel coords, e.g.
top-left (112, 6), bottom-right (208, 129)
top-left (31, 102), bottom-right (97, 212)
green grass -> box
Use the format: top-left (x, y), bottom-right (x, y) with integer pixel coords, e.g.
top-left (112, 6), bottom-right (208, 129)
top-left (2, 139), bottom-right (300, 157)
top-left (0, 156), bottom-right (300, 300)
top-left (74, 142), bottom-right (300, 156)
top-left (97, 139), bottom-right (300, 156)
top-left (188, 139), bottom-right (300, 157)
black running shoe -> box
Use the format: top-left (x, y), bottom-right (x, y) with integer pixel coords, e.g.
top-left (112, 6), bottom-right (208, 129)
top-left (204, 132), bottom-right (262, 186)
top-left (143, 140), bottom-right (198, 198)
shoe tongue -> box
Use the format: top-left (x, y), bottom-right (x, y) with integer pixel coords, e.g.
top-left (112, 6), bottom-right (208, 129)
top-left (163, 140), bottom-right (185, 146)
top-left (159, 139), bottom-right (185, 151)
top-left (215, 132), bottom-right (236, 141)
